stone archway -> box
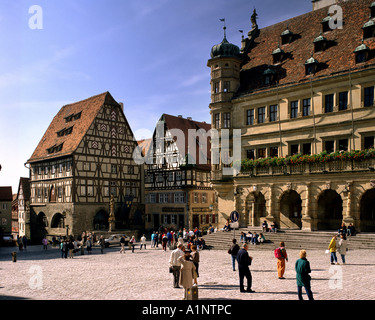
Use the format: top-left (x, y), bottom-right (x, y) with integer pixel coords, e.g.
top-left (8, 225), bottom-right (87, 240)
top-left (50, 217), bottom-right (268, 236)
top-left (246, 192), bottom-right (266, 227)
top-left (93, 210), bottom-right (109, 230)
top-left (51, 213), bottom-right (65, 228)
top-left (317, 189), bottom-right (343, 230)
top-left (279, 190), bottom-right (302, 229)
top-left (360, 189), bottom-right (375, 232)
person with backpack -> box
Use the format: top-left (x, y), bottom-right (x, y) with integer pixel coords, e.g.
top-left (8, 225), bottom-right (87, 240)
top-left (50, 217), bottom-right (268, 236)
top-left (228, 239), bottom-right (240, 271)
top-left (275, 241), bottom-right (288, 279)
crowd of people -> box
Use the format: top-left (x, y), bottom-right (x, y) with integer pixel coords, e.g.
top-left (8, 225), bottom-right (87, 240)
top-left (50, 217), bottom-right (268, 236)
top-left (150, 227), bottom-right (207, 252)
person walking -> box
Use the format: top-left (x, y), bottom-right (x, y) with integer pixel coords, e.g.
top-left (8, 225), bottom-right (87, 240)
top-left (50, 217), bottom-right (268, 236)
top-left (275, 241), bottom-right (288, 279)
top-left (169, 243), bottom-right (185, 288)
top-left (190, 245), bottom-right (200, 277)
top-left (120, 235), bottom-right (126, 254)
top-left (329, 234), bottom-right (338, 265)
top-left (130, 236), bottom-right (136, 253)
top-left (295, 249), bottom-right (314, 300)
top-left (86, 237), bottom-right (92, 255)
top-left (60, 240), bottom-right (66, 258)
top-left (99, 235), bottom-right (105, 254)
top-left (151, 232), bottom-right (156, 248)
top-left (178, 249), bottom-right (198, 299)
top-left (228, 239), bottom-right (240, 271)
top-left (42, 237), bottom-right (48, 250)
top-left (68, 239), bottom-right (74, 259)
top-left (337, 234), bottom-right (348, 264)
top-left (140, 234), bottom-right (147, 250)
top-left (237, 243), bottom-right (254, 293)
top-left (162, 233), bottom-right (168, 252)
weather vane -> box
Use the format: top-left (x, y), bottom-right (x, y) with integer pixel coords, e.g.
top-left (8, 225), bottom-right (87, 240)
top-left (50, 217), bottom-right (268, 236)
top-left (220, 18), bottom-right (226, 38)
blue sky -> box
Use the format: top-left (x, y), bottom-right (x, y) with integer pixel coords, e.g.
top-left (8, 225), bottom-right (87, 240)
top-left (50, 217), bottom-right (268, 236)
top-left (0, 0), bottom-right (311, 193)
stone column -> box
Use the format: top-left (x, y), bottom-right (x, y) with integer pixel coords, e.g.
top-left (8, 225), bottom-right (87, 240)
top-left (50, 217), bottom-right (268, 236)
top-left (265, 184), bottom-right (275, 224)
top-left (343, 182), bottom-right (355, 226)
top-left (301, 183), bottom-right (312, 231)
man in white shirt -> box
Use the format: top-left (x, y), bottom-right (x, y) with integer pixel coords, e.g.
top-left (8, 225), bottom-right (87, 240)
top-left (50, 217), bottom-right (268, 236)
top-left (169, 243), bottom-right (185, 288)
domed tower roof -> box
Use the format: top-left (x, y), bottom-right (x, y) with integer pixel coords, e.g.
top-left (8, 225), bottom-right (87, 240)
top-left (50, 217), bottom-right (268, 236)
top-left (210, 36), bottom-right (240, 59)
top-left (210, 21), bottom-right (241, 59)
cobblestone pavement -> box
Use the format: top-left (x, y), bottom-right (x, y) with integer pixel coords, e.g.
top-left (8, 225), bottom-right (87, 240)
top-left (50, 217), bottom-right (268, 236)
top-left (1, 243), bottom-right (374, 301)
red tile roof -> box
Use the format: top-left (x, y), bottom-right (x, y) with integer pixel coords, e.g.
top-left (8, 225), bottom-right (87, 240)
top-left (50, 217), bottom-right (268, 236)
top-left (27, 92), bottom-right (120, 163)
top-left (238, 0), bottom-right (375, 96)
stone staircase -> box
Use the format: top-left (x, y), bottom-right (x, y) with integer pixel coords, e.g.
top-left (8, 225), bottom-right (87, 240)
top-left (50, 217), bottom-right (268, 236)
top-left (202, 227), bottom-right (375, 251)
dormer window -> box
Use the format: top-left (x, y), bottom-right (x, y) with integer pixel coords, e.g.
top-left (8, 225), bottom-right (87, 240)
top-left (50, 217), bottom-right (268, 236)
top-left (57, 126), bottom-right (73, 137)
top-left (263, 66), bottom-right (276, 85)
top-left (47, 143), bottom-right (64, 154)
top-left (305, 55), bottom-right (319, 75)
top-left (363, 16), bottom-right (375, 39)
top-left (313, 33), bottom-right (327, 52)
top-left (354, 40), bottom-right (370, 64)
top-left (64, 111), bottom-right (82, 123)
top-left (272, 46), bottom-right (285, 64)
top-left (321, 15), bottom-right (332, 33)
top-left (280, 26), bottom-right (294, 45)
top-left (370, 2), bottom-right (375, 18)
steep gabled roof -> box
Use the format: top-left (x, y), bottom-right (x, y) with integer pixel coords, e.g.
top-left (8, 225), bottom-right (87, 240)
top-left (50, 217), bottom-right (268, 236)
top-left (161, 114), bottom-right (212, 170)
top-left (27, 92), bottom-right (120, 163)
top-left (16, 177), bottom-right (30, 200)
top-left (238, 0), bottom-right (375, 96)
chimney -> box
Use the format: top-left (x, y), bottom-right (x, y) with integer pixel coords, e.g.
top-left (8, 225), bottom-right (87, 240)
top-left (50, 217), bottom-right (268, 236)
top-left (119, 102), bottom-right (124, 111)
top-left (312, 0), bottom-right (336, 11)
top-left (187, 117), bottom-right (192, 120)
top-left (178, 115), bottom-right (183, 118)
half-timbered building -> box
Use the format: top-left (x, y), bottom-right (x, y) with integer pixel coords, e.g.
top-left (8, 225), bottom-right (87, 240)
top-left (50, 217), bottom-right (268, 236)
top-left (145, 114), bottom-right (217, 231)
top-left (26, 92), bottom-right (143, 241)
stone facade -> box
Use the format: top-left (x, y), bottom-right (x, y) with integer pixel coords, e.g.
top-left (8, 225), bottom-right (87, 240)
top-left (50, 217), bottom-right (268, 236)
top-left (208, 0), bottom-right (375, 232)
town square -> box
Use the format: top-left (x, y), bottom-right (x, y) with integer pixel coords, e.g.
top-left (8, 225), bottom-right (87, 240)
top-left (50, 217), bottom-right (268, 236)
top-left (1, 0), bottom-right (375, 308)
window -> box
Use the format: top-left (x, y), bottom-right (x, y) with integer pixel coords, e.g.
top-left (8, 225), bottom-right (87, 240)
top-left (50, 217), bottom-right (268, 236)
top-left (59, 163), bottom-right (63, 173)
top-left (223, 113), bottom-right (231, 128)
top-left (193, 193), bottom-right (199, 203)
top-left (159, 193), bottom-right (168, 203)
top-left (80, 185), bottom-right (86, 196)
top-left (223, 81), bottom-right (230, 93)
top-left (339, 92), bottom-right (348, 111)
top-left (325, 140), bottom-right (334, 153)
top-left (269, 146), bottom-right (278, 157)
top-left (302, 143), bottom-right (311, 155)
top-left (110, 181), bottom-right (117, 196)
top-left (214, 113), bottom-right (220, 129)
top-left (128, 165), bottom-right (134, 174)
top-left (364, 86), bottom-right (374, 107)
top-left (325, 94), bottom-right (334, 113)
top-left (258, 148), bottom-right (266, 158)
top-left (174, 192), bottom-right (185, 203)
top-left (364, 136), bottom-right (375, 149)
top-left (149, 193), bottom-right (156, 203)
top-left (58, 187), bottom-right (63, 198)
top-left (338, 139), bottom-right (348, 151)
top-left (322, 17), bottom-right (331, 33)
top-left (302, 99), bottom-right (310, 117)
top-left (246, 109), bottom-right (254, 125)
top-left (246, 149), bottom-right (255, 160)
top-left (258, 107), bottom-right (265, 124)
top-left (202, 193), bottom-right (207, 203)
top-left (269, 105), bottom-right (278, 122)
top-left (290, 101), bottom-right (298, 119)
top-left (356, 52), bottom-right (367, 64)
top-left (291, 144), bottom-right (299, 155)
top-left (111, 164), bottom-right (117, 174)
top-left (214, 82), bottom-right (220, 93)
